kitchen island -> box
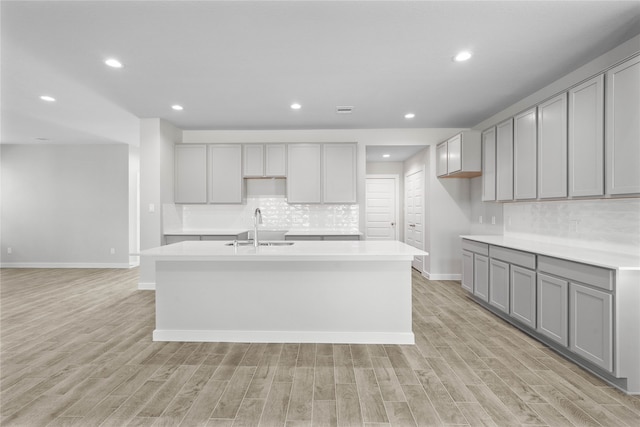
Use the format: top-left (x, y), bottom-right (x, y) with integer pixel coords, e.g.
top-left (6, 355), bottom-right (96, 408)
top-left (141, 240), bottom-right (427, 344)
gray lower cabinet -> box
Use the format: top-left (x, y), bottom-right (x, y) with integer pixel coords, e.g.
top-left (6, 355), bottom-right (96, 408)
top-left (510, 265), bottom-right (536, 329)
top-left (489, 259), bottom-right (509, 313)
top-left (285, 235), bottom-right (360, 241)
top-left (473, 254), bottom-right (489, 302)
top-left (165, 235), bottom-right (201, 245)
top-left (462, 250), bottom-right (474, 292)
top-left (570, 282), bottom-right (613, 372)
top-left (537, 273), bottom-right (568, 347)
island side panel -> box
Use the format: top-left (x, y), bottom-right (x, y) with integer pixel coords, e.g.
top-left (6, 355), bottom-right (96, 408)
top-left (153, 259), bottom-right (414, 344)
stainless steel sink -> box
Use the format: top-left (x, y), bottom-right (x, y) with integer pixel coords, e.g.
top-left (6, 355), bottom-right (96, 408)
top-left (225, 241), bottom-right (294, 247)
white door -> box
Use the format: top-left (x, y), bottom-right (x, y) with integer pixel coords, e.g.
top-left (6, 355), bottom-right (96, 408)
top-left (405, 170), bottom-right (424, 272)
top-left (365, 176), bottom-right (398, 240)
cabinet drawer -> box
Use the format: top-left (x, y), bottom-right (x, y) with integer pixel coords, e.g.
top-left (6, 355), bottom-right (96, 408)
top-left (462, 239), bottom-right (489, 256)
top-left (490, 245), bottom-right (536, 269)
top-left (538, 256), bottom-right (613, 291)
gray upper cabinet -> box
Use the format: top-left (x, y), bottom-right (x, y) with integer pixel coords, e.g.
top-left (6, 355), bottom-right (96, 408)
top-left (496, 119), bottom-right (514, 201)
top-left (606, 55), bottom-right (640, 195)
top-left (323, 143), bottom-right (357, 204)
top-left (436, 141), bottom-right (448, 177)
top-left (437, 132), bottom-right (481, 178)
top-left (243, 144), bottom-right (287, 178)
top-left (243, 144), bottom-right (264, 177)
top-left (287, 144), bottom-right (322, 204)
top-left (569, 74), bottom-right (604, 198)
top-left (209, 145), bottom-right (243, 203)
top-left (175, 145), bottom-right (207, 204)
top-left (538, 93), bottom-right (568, 199)
top-left (514, 107), bottom-right (538, 200)
top-left (481, 127), bottom-right (497, 201)
top-left (264, 144), bottom-right (287, 177)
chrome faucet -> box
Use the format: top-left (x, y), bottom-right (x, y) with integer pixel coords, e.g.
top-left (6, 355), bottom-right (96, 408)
top-left (253, 208), bottom-right (263, 248)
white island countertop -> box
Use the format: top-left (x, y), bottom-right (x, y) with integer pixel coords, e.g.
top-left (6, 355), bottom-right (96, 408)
top-left (164, 229), bottom-right (250, 236)
top-left (142, 240), bottom-right (426, 262)
top-left (461, 235), bottom-right (640, 271)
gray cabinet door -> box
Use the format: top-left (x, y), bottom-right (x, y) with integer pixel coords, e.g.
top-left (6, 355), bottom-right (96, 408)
top-left (482, 127), bottom-right (496, 201)
top-left (569, 74), bottom-right (604, 197)
top-left (447, 134), bottom-right (462, 173)
top-left (287, 144), bottom-right (321, 203)
top-left (243, 144), bottom-right (264, 177)
top-left (265, 144), bottom-right (287, 177)
top-left (436, 142), bottom-right (448, 177)
top-left (496, 119), bottom-right (514, 201)
top-left (538, 93), bottom-right (568, 199)
top-left (510, 266), bottom-right (536, 329)
top-left (537, 273), bottom-right (568, 346)
top-left (209, 145), bottom-right (243, 203)
top-left (606, 56), bottom-right (640, 195)
top-left (323, 144), bottom-right (356, 203)
top-left (474, 254), bottom-right (489, 302)
top-left (514, 108), bottom-right (538, 200)
top-left (175, 145), bottom-right (207, 203)
top-left (462, 250), bottom-right (473, 292)
top-left (489, 259), bottom-right (509, 314)
top-left (570, 283), bottom-right (613, 372)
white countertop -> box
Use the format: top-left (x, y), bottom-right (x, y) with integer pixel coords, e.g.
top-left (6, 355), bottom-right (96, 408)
top-left (285, 229), bottom-right (363, 236)
top-left (164, 229), bottom-right (250, 236)
top-left (142, 240), bottom-right (427, 262)
top-left (461, 235), bottom-right (640, 271)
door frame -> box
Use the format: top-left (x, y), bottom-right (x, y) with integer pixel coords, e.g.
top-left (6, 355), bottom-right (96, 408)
top-left (365, 174), bottom-right (400, 241)
top-left (404, 168), bottom-right (425, 273)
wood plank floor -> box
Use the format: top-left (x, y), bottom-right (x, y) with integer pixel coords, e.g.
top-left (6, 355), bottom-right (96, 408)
top-left (1, 268), bottom-right (639, 427)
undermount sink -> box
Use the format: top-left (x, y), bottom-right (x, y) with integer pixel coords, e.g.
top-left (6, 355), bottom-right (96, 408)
top-left (225, 241), bottom-right (295, 247)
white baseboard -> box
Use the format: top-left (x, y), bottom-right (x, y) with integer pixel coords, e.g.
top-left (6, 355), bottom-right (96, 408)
top-left (153, 329), bottom-right (415, 344)
top-left (0, 262), bottom-right (133, 269)
top-left (423, 271), bottom-right (462, 281)
top-left (138, 282), bottom-right (156, 290)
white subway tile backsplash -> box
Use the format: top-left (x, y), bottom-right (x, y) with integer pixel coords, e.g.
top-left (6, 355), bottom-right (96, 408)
top-left (165, 197), bottom-right (359, 232)
top-left (504, 198), bottom-right (640, 254)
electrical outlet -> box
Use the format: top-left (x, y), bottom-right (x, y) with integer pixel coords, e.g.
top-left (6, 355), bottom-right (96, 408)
top-left (7, 247), bottom-right (12, 254)
top-left (479, 216), bottom-right (483, 224)
top-left (148, 203), bottom-right (155, 213)
top-left (491, 216), bottom-right (496, 225)
top-left (110, 248), bottom-right (115, 255)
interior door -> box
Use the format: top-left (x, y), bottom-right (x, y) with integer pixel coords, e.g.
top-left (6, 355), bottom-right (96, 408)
top-left (365, 177), bottom-right (398, 240)
top-left (405, 170), bottom-right (424, 272)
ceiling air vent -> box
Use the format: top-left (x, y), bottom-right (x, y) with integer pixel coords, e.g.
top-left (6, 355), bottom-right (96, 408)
top-left (336, 106), bottom-right (354, 114)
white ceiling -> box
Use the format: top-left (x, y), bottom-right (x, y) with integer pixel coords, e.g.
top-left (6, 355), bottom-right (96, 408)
top-left (2, 0), bottom-right (639, 145)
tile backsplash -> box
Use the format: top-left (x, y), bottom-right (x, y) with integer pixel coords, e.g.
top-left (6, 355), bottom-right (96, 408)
top-left (504, 198), bottom-right (640, 254)
top-left (164, 197), bottom-right (359, 232)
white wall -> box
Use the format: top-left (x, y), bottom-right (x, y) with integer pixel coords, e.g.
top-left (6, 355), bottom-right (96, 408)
top-left (404, 146), bottom-right (472, 280)
top-left (140, 118), bottom-right (180, 250)
top-left (0, 144), bottom-right (130, 267)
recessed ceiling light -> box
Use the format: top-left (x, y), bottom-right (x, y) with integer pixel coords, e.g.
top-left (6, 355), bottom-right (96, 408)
top-left (453, 51), bottom-right (472, 62)
top-left (172, 105), bottom-right (184, 111)
top-left (105, 58), bottom-right (123, 68)
top-left (290, 103), bottom-right (302, 110)
top-left (382, 154), bottom-right (391, 158)
top-left (404, 113), bottom-right (415, 119)
top-left (40, 95), bottom-right (56, 102)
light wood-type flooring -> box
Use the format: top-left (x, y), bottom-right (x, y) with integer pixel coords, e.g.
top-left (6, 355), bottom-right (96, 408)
top-left (1, 268), bottom-right (639, 426)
